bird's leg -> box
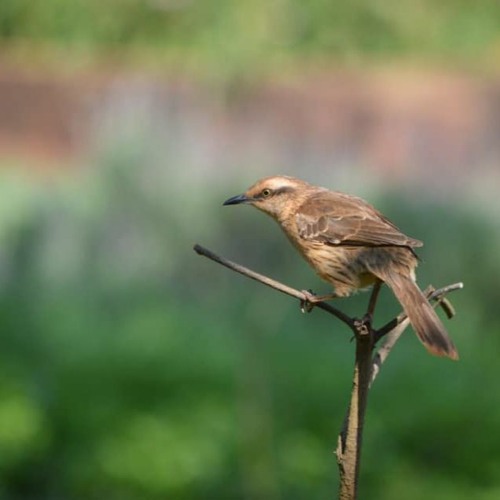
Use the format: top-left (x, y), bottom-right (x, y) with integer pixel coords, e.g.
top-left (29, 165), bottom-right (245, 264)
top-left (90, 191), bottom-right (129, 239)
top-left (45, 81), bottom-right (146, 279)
top-left (300, 289), bottom-right (338, 313)
top-left (362, 280), bottom-right (382, 327)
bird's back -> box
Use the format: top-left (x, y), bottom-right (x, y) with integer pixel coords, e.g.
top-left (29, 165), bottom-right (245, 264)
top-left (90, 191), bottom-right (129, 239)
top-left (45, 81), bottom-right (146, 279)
top-left (281, 190), bottom-right (420, 296)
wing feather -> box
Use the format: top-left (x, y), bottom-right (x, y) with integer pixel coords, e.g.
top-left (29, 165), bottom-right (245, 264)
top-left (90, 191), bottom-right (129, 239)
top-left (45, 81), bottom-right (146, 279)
top-left (295, 191), bottom-right (422, 248)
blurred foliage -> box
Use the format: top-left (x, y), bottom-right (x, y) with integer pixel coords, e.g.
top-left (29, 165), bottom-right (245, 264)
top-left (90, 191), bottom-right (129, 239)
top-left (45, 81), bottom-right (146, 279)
top-left (0, 0), bottom-right (499, 75)
top-left (0, 149), bottom-right (498, 499)
top-left (0, 0), bottom-right (498, 498)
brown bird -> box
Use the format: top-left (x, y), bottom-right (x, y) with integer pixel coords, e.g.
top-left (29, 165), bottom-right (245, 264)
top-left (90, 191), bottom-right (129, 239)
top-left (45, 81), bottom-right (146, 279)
top-left (223, 175), bottom-right (458, 360)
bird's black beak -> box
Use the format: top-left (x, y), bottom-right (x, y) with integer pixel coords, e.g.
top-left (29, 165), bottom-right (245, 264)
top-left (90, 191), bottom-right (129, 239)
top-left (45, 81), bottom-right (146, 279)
top-left (223, 193), bottom-right (250, 206)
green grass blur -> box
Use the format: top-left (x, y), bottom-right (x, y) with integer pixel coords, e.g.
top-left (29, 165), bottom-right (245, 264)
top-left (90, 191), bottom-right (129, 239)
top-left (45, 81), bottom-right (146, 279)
top-left (1, 0), bottom-right (499, 75)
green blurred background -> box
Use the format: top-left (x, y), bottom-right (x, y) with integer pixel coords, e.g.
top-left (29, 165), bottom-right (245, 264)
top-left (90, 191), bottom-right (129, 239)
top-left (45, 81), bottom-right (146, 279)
top-left (0, 1), bottom-right (499, 498)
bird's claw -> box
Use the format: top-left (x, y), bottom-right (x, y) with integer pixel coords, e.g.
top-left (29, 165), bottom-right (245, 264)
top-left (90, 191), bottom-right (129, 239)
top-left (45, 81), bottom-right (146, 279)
top-left (300, 289), bottom-right (317, 313)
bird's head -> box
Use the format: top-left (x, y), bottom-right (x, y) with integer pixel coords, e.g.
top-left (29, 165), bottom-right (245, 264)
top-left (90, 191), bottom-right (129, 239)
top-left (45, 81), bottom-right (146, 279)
top-left (223, 176), bottom-right (310, 219)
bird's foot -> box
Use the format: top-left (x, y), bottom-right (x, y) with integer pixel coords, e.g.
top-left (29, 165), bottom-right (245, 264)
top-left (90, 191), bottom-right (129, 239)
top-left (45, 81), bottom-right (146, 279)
top-left (300, 290), bottom-right (339, 313)
top-left (300, 289), bottom-right (318, 313)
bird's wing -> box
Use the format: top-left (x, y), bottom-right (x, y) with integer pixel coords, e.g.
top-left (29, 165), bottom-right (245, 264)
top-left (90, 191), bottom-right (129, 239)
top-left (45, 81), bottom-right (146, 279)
top-left (295, 191), bottom-right (423, 248)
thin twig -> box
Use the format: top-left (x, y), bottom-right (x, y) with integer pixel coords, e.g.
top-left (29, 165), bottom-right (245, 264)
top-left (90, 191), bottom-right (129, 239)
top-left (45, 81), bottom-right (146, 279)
top-left (370, 318), bottom-right (410, 387)
top-left (374, 282), bottom-right (463, 340)
top-left (370, 283), bottom-right (462, 384)
top-left (194, 244), bottom-right (354, 327)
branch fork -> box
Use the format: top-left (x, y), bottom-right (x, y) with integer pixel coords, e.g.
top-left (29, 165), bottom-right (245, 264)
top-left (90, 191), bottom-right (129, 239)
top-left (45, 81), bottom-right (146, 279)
top-left (193, 243), bottom-right (462, 499)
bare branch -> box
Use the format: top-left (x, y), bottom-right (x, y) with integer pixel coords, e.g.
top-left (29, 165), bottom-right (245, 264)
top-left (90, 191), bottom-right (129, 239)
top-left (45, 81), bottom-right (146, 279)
top-left (370, 282), bottom-right (462, 384)
top-left (336, 320), bottom-right (374, 500)
top-left (194, 244), bottom-right (354, 327)
top-left (374, 282), bottom-right (463, 340)
top-left (370, 318), bottom-right (410, 387)
top-left (195, 243), bottom-right (463, 500)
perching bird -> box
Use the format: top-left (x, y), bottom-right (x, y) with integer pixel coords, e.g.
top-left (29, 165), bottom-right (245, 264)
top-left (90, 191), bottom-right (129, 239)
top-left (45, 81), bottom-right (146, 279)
top-left (223, 175), bottom-right (458, 360)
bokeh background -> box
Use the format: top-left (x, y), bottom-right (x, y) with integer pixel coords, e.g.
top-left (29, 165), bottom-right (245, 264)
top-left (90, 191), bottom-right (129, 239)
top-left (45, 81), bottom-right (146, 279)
top-left (0, 1), bottom-right (499, 499)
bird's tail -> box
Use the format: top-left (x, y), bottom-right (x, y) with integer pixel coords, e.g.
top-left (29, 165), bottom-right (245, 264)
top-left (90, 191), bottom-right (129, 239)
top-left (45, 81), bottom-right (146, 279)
top-left (375, 269), bottom-right (459, 360)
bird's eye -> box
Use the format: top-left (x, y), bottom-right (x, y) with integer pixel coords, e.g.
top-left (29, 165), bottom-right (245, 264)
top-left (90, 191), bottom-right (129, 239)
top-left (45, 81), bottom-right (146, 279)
top-left (261, 188), bottom-right (272, 198)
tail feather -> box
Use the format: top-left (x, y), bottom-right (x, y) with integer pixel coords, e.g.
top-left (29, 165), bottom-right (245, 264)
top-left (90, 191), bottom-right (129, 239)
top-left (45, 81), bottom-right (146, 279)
top-left (375, 270), bottom-right (459, 360)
